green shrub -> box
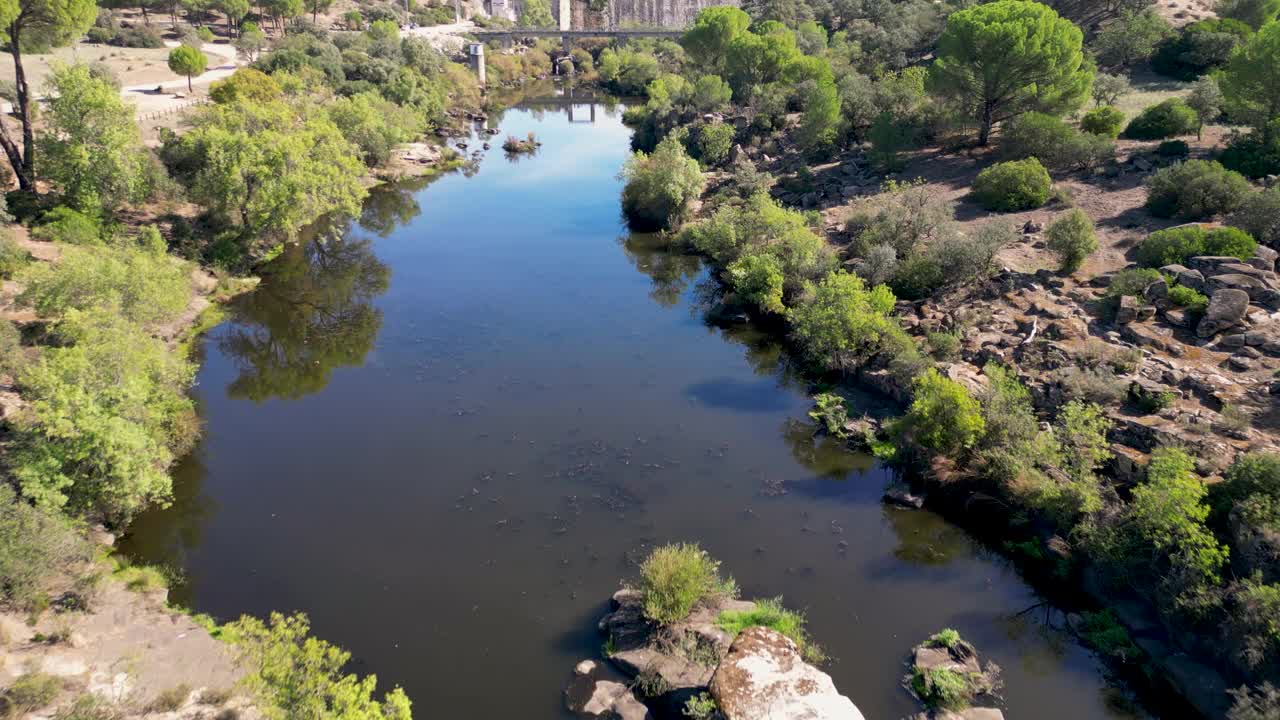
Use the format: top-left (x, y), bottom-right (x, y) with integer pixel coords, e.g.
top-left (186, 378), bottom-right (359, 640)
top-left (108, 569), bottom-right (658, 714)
top-left (3, 672), bottom-right (63, 713)
top-left (0, 484), bottom-right (91, 610)
top-left (1131, 447), bottom-right (1229, 585)
top-left (1046, 208), bottom-right (1098, 272)
top-left (621, 136), bottom-right (704, 231)
top-left (1131, 383), bottom-right (1175, 413)
top-left (1213, 452), bottom-right (1280, 521)
top-left (808, 392), bottom-right (850, 437)
top-left (1230, 185), bottom-right (1280, 246)
top-left (1123, 98), bottom-right (1200, 139)
top-left (716, 597), bottom-right (824, 663)
top-left (1156, 139), bottom-right (1190, 158)
top-left (694, 121), bottom-right (734, 168)
top-left (18, 245), bottom-right (192, 327)
top-left (926, 331), bottom-right (961, 360)
top-left (928, 628), bottom-right (961, 648)
top-left (12, 309), bottom-right (197, 521)
top-left (971, 158), bottom-right (1051, 212)
top-left (1000, 113), bottom-right (1114, 170)
top-left (1152, 18), bottom-right (1252, 80)
top-left (1220, 128), bottom-right (1280, 179)
top-left (788, 271), bottom-right (898, 372)
top-left (1136, 225), bottom-right (1256, 266)
top-left (0, 319), bottom-right (24, 379)
top-left (1145, 160), bottom-right (1252, 219)
top-left (726, 253), bottom-right (785, 314)
top-left (911, 667), bottom-right (974, 710)
top-left (1168, 284), bottom-right (1209, 311)
top-left (219, 612), bottom-right (412, 720)
top-left (905, 369), bottom-right (986, 455)
top-left (0, 230), bottom-right (29, 278)
top-left (1078, 609), bottom-right (1141, 663)
top-left (31, 207), bottom-right (101, 246)
top-left (1080, 106), bottom-right (1126, 137)
top-left (1107, 267), bottom-right (1163, 296)
top-left (114, 562), bottom-right (167, 593)
top-left (638, 543), bottom-right (736, 624)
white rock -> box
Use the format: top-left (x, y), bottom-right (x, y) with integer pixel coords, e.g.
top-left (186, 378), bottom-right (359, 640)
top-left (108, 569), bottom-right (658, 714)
top-left (710, 627), bottom-right (864, 720)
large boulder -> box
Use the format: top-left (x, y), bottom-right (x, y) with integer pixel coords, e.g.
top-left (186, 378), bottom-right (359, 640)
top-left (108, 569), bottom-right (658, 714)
top-left (1198, 289), bottom-right (1251, 338)
top-left (710, 627), bottom-right (864, 720)
top-left (565, 660), bottom-right (653, 720)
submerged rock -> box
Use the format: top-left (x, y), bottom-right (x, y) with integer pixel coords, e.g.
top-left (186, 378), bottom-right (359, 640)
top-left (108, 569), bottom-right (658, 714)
top-left (709, 626), bottom-right (864, 720)
top-left (565, 659), bottom-right (653, 720)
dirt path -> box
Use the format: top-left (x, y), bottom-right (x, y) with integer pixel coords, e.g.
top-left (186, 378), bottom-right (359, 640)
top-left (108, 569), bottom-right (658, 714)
top-left (124, 42), bottom-right (243, 120)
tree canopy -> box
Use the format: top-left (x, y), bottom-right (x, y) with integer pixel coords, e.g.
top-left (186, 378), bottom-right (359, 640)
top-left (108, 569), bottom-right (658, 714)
top-left (928, 0), bottom-right (1092, 144)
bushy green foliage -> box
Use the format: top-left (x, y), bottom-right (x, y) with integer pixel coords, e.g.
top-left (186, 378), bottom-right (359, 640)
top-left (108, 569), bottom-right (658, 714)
top-left (911, 667), bottom-right (975, 710)
top-left (717, 597), bottom-right (825, 663)
top-left (1097, 9), bottom-right (1171, 67)
top-left (1078, 609), bottom-right (1141, 662)
top-left (598, 47), bottom-right (662, 95)
top-left (1156, 139), bottom-right (1191, 158)
top-left (1046, 208), bottom-right (1098, 272)
top-left (518, 0), bottom-right (554, 27)
top-left (1153, 18), bottom-right (1253, 80)
top-left (1214, 452), bottom-right (1280, 524)
top-left (209, 68), bottom-right (283, 105)
top-left (905, 369), bottom-right (985, 455)
top-left (0, 484), bottom-right (90, 610)
top-left (1136, 224), bottom-right (1257, 267)
top-left (1107, 267), bottom-right (1164, 296)
top-left (328, 92), bottom-right (423, 167)
top-left (1000, 113), bottom-right (1115, 170)
top-left (1145, 160), bottom-right (1252, 219)
top-left (1123, 98), bottom-right (1200, 139)
top-left (1131, 447), bottom-right (1229, 585)
top-left (788, 272), bottom-right (897, 371)
top-left (727, 253), bottom-right (785, 313)
top-left (638, 543), bottom-right (736, 624)
top-left (32, 207), bottom-right (100, 246)
top-left (1081, 106), bottom-right (1126, 138)
top-left (683, 692), bottom-right (718, 720)
top-left (167, 45), bottom-right (208, 91)
top-left (0, 230), bottom-right (29, 278)
top-left (166, 97), bottom-right (367, 258)
top-left (928, 0), bottom-right (1091, 144)
top-left (620, 136), bottom-right (704, 231)
top-left (1092, 73), bottom-right (1133, 107)
top-left (928, 628), bottom-right (961, 648)
top-left (1168, 284), bottom-right (1209, 311)
top-left (693, 121), bottom-right (734, 167)
top-left (683, 192), bottom-right (835, 298)
top-left (1220, 128), bottom-right (1280, 179)
top-left (808, 392), bottom-right (849, 437)
top-left (1219, 0), bottom-right (1280, 28)
top-left (1230, 186), bottom-right (1280, 245)
top-left (38, 64), bottom-right (152, 215)
top-left (11, 309), bottom-right (197, 521)
top-left (18, 244), bottom-right (193, 327)
top-left (223, 612), bottom-right (412, 720)
top-left (848, 179), bottom-right (954, 259)
top-left (971, 159), bottom-right (1051, 212)
top-left (1221, 22), bottom-right (1280, 150)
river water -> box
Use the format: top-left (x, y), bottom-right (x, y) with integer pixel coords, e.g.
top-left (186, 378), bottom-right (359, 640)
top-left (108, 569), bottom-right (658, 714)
top-left (122, 97), bottom-right (1149, 719)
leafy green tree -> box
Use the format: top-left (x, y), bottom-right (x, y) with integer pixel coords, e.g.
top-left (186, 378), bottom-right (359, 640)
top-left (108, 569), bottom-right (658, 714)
top-left (682, 5), bottom-right (751, 76)
top-left (168, 44), bottom-right (208, 92)
top-left (1130, 447), bottom-right (1229, 585)
top-left (261, 0), bottom-right (302, 31)
top-left (304, 0), bottom-right (331, 23)
top-left (18, 244), bottom-right (193, 327)
top-left (620, 135), bottom-right (704, 230)
top-left (173, 98), bottom-right (366, 254)
top-left (235, 20), bottom-right (266, 60)
top-left (12, 308), bottom-right (196, 521)
top-left (0, 0), bottom-right (97, 190)
top-left (1091, 72), bottom-right (1132, 106)
top-left (223, 612), bottom-right (412, 720)
top-left (727, 253), bottom-right (785, 314)
top-left (788, 271), bottom-right (897, 371)
top-left (217, 0), bottom-right (249, 31)
top-left (519, 0), bottom-right (554, 27)
top-left (905, 368), bottom-right (986, 455)
top-left (1187, 75), bottom-right (1224, 139)
top-left (691, 74), bottom-right (732, 113)
top-left (38, 64), bottom-right (150, 215)
top-left (1045, 208), bottom-right (1097, 272)
top-left (209, 68), bottom-right (282, 104)
top-left (928, 0), bottom-right (1093, 145)
top-left (1221, 20), bottom-right (1280, 144)
top-left (327, 92), bottom-right (422, 167)
top-left (1093, 9), bottom-right (1170, 68)
top-left (1153, 18), bottom-right (1252, 80)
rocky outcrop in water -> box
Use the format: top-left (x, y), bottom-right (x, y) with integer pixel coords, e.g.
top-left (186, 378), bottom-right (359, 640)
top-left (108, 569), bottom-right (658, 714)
top-left (565, 588), bottom-right (864, 720)
top-left (709, 626), bottom-right (864, 720)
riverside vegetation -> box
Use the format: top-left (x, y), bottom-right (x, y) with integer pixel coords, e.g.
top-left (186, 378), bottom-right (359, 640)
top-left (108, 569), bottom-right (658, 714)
top-left (612, 1), bottom-right (1280, 717)
top-left (0, 2), bottom-right (558, 717)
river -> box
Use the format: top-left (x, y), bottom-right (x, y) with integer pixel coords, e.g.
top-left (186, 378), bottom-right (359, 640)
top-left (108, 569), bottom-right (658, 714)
top-left (122, 95), bottom-right (1149, 719)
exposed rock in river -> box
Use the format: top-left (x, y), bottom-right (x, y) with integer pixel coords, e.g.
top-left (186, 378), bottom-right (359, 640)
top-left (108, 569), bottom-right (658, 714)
top-left (710, 626), bottom-right (864, 720)
top-left (565, 659), bottom-right (652, 720)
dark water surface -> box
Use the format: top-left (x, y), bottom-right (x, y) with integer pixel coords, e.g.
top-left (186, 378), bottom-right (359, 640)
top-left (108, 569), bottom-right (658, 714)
top-left (123, 99), bottom-right (1146, 719)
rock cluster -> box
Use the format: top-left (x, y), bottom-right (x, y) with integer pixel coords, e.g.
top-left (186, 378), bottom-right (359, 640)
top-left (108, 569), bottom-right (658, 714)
top-left (565, 589), bottom-right (863, 720)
